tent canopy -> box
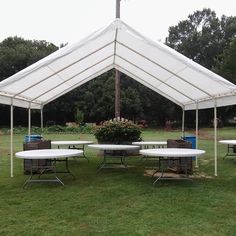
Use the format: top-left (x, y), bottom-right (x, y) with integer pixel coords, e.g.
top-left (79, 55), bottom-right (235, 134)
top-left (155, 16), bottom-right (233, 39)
top-left (0, 19), bottom-right (236, 110)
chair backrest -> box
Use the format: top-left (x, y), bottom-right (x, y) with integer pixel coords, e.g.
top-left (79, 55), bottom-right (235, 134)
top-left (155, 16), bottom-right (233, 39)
top-left (23, 140), bottom-right (51, 150)
top-left (167, 139), bottom-right (192, 148)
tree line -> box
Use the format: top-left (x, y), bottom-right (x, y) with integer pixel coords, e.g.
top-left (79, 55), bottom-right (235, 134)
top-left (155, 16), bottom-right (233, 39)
top-left (0, 8), bottom-right (236, 128)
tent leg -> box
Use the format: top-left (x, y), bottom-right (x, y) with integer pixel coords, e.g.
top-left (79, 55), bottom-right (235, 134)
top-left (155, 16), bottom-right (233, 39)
top-left (40, 108), bottom-right (43, 131)
top-left (181, 108), bottom-right (185, 138)
top-left (214, 103), bottom-right (218, 176)
top-left (10, 104), bottom-right (14, 177)
top-left (195, 104), bottom-right (199, 168)
top-left (28, 107), bottom-right (31, 141)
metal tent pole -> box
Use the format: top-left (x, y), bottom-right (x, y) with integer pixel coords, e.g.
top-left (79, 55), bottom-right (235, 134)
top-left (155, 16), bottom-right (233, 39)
top-left (195, 103), bottom-right (199, 168)
top-left (28, 106), bottom-right (31, 141)
top-left (181, 108), bottom-right (185, 138)
top-left (40, 108), bottom-right (43, 130)
top-left (10, 103), bottom-right (14, 177)
top-left (214, 101), bottom-right (218, 176)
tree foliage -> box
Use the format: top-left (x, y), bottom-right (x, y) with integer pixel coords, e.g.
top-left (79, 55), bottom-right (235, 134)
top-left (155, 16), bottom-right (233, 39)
top-left (166, 8), bottom-right (236, 125)
top-left (44, 69), bottom-right (173, 125)
top-left (212, 39), bottom-right (236, 121)
top-left (0, 36), bottom-right (58, 81)
top-left (214, 38), bottom-right (236, 84)
top-left (166, 8), bottom-right (236, 69)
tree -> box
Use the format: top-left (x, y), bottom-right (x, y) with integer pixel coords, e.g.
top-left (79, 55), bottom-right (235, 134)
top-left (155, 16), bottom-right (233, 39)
top-left (213, 39), bottom-right (236, 122)
top-left (166, 8), bottom-right (236, 69)
top-left (0, 36), bottom-right (58, 81)
top-left (214, 38), bottom-right (236, 84)
top-left (166, 8), bottom-right (236, 126)
top-left (0, 37), bottom-right (58, 126)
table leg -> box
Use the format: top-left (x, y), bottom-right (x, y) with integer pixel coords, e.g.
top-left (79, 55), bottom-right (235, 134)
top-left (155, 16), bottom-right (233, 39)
top-left (222, 144), bottom-right (236, 159)
top-left (54, 158), bottom-right (75, 179)
top-left (96, 151), bottom-right (107, 173)
top-left (152, 157), bottom-right (193, 185)
top-left (69, 145), bottom-right (89, 162)
top-left (53, 162), bottom-right (65, 185)
top-left (22, 159), bottom-right (64, 188)
top-left (97, 150), bottom-right (129, 172)
top-left (22, 160), bottom-right (34, 188)
top-left (153, 157), bottom-right (165, 185)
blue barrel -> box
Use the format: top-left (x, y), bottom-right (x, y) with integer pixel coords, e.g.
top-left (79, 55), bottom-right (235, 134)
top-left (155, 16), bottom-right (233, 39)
top-left (24, 135), bottom-right (42, 143)
top-left (183, 135), bottom-right (196, 160)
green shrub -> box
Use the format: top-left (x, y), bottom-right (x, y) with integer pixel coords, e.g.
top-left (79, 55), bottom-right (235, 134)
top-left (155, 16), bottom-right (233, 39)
top-left (0, 124), bottom-right (95, 135)
top-left (94, 120), bottom-right (142, 144)
top-left (79, 125), bottom-right (95, 134)
top-left (65, 126), bottom-right (80, 133)
top-left (46, 125), bottom-right (65, 133)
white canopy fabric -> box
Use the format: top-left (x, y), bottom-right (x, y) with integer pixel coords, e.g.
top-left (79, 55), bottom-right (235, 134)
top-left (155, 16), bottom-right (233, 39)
top-left (0, 19), bottom-right (236, 111)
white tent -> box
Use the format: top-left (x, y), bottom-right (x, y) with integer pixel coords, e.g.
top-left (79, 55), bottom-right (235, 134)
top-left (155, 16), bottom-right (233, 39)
top-left (1, 19), bottom-right (236, 177)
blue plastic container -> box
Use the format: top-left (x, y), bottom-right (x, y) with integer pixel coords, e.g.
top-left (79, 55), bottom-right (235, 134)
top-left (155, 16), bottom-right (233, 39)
top-left (24, 135), bottom-right (42, 143)
top-left (183, 135), bottom-right (196, 160)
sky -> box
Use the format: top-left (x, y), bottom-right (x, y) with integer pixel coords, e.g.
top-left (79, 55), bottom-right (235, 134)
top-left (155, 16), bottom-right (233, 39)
top-left (1, 0), bottom-right (236, 46)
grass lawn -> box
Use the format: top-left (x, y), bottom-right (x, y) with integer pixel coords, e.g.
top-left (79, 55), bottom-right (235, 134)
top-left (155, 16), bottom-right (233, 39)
top-left (1, 128), bottom-right (236, 236)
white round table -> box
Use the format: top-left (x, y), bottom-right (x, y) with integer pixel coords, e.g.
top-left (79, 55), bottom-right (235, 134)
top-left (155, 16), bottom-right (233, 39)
top-left (51, 140), bottom-right (93, 161)
top-left (16, 149), bottom-right (82, 159)
top-left (140, 148), bottom-right (205, 157)
top-left (88, 144), bottom-right (140, 172)
top-left (219, 140), bottom-right (236, 145)
top-left (140, 148), bottom-right (205, 184)
top-left (219, 140), bottom-right (236, 158)
top-left (15, 149), bottom-right (83, 187)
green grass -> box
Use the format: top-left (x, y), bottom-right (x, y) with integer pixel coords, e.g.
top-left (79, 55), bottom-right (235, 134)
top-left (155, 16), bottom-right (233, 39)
top-left (1, 128), bottom-right (236, 235)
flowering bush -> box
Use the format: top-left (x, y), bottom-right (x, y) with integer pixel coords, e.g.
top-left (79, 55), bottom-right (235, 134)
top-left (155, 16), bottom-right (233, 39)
top-left (94, 119), bottom-right (142, 144)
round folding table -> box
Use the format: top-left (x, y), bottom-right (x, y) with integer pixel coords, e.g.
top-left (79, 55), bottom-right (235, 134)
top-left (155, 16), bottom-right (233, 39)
top-left (140, 148), bottom-right (205, 184)
top-left (219, 140), bottom-right (236, 159)
top-left (15, 149), bottom-right (83, 188)
top-left (51, 140), bottom-right (93, 161)
top-left (88, 144), bottom-right (140, 172)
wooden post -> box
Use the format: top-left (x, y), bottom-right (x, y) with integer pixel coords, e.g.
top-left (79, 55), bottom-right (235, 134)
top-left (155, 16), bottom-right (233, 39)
top-left (116, 0), bottom-right (120, 18)
top-left (115, 0), bottom-right (121, 118)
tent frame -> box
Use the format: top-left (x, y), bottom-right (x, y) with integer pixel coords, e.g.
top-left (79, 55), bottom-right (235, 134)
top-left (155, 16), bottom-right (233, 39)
top-left (3, 19), bottom-right (234, 177)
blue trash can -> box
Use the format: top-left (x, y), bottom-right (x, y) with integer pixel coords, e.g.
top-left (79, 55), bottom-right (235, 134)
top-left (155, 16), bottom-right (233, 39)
top-left (24, 135), bottom-right (42, 143)
top-left (183, 135), bottom-right (196, 160)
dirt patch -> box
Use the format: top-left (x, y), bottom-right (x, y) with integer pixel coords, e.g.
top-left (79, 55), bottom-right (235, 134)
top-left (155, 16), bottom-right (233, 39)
top-left (144, 169), bottom-right (213, 179)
